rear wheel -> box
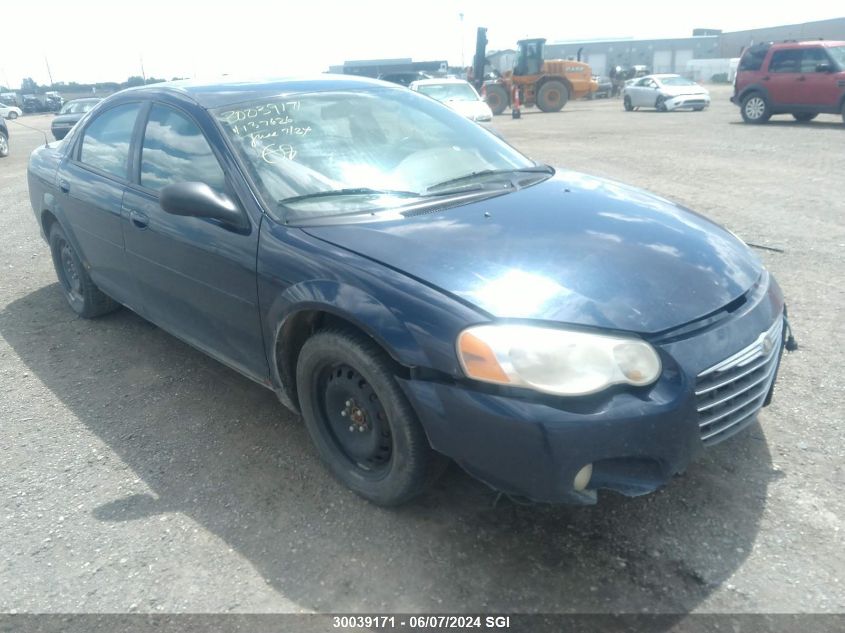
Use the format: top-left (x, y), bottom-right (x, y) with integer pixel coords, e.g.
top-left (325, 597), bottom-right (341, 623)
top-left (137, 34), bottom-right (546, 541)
top-left (741, 93), bottom-right (771, 124)
top-left (484, 84), bottom-right (509, 116)
top-left (792, 112), bottom-right (817, 122)
top-left (48, 223), bottom-right (119, 318)
top-left (656, 95), bottom-right (668, 112)
top-left (537, 80), bottom-right (569, 112)
top-left (623, 95), bottom-right (634, 111)
top-left (842, 102), bottom-right (845, 124)
top-left (0, 133), bottom-right (7, 158)
top-left (296, 329), bottom-right (444, 506)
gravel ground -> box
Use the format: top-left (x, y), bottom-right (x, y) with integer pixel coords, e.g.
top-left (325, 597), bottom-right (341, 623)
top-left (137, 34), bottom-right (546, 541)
top-left (0, 86), bottom-right (843, 616)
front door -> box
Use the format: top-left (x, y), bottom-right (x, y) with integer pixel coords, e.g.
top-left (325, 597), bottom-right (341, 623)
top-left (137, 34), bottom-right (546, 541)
top-left (121, 102), bottom-right (268, 381)
top-left (796, 47), bottom-right (842, 108)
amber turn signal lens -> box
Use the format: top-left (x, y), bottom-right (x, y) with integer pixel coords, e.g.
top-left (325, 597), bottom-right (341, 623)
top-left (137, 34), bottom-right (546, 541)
top-left (457, 331), bottom-right (511, 384)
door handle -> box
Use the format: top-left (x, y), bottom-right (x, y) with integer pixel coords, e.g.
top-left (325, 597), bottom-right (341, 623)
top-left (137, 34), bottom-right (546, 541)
top-left (59, 178), bottom-right (70, 193)
top-left (129, 209), bottom-right (149, 229)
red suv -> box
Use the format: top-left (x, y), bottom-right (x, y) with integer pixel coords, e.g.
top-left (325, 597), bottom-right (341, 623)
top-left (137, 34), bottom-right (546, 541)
top-left (732, 40), bottom-right (845, 124)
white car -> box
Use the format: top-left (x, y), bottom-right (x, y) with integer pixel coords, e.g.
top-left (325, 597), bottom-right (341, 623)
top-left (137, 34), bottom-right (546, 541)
top-left (623, 74), bottom-right (710, 112)
top-left (409, 78), bottom-right (493, 122)
top-left (0, 102), bottom-right (22, 119)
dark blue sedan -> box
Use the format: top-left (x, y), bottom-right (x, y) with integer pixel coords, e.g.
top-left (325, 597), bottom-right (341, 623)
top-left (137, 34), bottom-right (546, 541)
top-left (27, 76), bottom-right (789, 505)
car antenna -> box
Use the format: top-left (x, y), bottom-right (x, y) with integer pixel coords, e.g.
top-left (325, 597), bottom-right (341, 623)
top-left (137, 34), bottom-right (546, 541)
top-left (9, 119), bottom-right (50, 147)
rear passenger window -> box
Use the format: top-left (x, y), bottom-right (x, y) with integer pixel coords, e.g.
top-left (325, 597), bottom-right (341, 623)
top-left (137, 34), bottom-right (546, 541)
top-left (79, 103), bottom-right (141, 179)
top-left (769, 50), bottom-right (802, 73)
top-left (140, 104), bottom-right (226, 193)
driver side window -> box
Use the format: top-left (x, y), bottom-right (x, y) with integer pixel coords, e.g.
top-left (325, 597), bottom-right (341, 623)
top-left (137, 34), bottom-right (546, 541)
top-left (140, 104), bottom-right (226, 193)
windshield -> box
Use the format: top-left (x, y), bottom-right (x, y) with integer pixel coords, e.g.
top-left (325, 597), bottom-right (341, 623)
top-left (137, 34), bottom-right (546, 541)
top-left (214, 89), bottom-right (535, 218)
top-left (60, 100), bottom-right (98, 115)
top-left (827, 46), bottom-right (845, 69)
top-left (659, 76), bottom-right (697, 87)
top-left (416, 82), bottom-right (479, 102)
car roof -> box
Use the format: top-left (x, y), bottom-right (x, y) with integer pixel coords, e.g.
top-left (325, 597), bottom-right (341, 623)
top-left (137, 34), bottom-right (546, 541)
top-left (66, 98), bottom-right (102, 104)
top-left (117, 74), bottom-right (403, 109)
top-left (766, 40), bottom-right (845, 49)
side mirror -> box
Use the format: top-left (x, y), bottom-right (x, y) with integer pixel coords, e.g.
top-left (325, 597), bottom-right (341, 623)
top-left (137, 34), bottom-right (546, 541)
top-left (815, 63), bottom-right (833, 73)
top-left (159, 182), bottom-right (248, 230)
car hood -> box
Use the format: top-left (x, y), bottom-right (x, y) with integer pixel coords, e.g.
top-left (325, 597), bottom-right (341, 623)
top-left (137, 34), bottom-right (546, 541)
top-left (302, 172), bottom-right (762, 334)
top-left (661, 85), bottom-right (709, 97)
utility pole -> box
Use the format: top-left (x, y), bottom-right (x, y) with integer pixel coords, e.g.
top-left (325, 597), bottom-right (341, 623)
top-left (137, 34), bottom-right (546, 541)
top-left (45, 57), bottom-right (54, 87)
top-left (459, 12), bottom-right (465, 68)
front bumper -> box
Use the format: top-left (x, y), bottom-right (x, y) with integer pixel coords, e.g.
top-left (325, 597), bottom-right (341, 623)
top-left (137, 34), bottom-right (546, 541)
top-left (400, 275), bottom-right (785, 504)
top-left (666, 95), bottom-right (711, 110)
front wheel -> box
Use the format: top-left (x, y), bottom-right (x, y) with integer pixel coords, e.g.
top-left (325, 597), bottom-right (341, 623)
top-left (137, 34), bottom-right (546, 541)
top-left (48, 223), bottom-right (119, 318)
top-left (536, 80), bottom-right (569, 112)
top-left (296, 329), bottom-right (444, 506)
top-left (624, 95), bottom-right (634, 111)
top-left (0, 133), bottom-right (8, 158)
top-left (656, 95), bottom-right (668, 112)
top-left (741, 93), bottom-right (771, 124)
top-left (484, 84), bottom-right (509, 116)
top-left (8, 111), bottom-right (18, 120)
top-left (792, 112), bottom-right (817, 122)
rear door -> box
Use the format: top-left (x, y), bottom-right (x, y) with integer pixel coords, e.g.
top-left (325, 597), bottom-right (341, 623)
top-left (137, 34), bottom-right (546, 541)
top-left (121, 101), bottom-right (268, 381)
top-left (765, 48), bottom-right (803, 106)
top-left (56, 102), bottom-right (142, 304)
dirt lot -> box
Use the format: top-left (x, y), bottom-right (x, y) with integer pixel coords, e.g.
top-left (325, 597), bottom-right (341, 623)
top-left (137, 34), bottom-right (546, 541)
top-left (1, 87), bottom-right (843, 616)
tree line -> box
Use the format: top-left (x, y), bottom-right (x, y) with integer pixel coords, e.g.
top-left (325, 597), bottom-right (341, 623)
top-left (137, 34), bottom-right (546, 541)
top-left (1, 76), bottom-right (187, 94)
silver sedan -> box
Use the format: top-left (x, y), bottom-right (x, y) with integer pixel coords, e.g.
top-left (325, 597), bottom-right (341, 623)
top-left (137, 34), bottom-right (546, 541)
top-left (623, 74), bottom-right (711, 112)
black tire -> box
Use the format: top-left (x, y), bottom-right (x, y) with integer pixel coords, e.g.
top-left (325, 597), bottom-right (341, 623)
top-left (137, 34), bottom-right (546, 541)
top-left (655, 95), bottom-right (668, 112)
top-left (484, 84), bottom-right (509, 116)
top-left (740, 92), bottom-right (771, 124)
top-left (623, 95), bottom-right (634, 112)
top-left (792, 112), bottom-right (817, 122)
top-left (8, 111), bottom-right (18, 120)
top-left (296, 329), bottom-right (443, 506)
top-left (0, 132), bottom-right (8, 158)
top-left (842, 101), bottom-right (845, 125)
top-left (48, 223), bottom-right (119, 318)
top-left (536, 80), bottom-right (569, 112)
top-left (693, 106), bottom-right (705, 112)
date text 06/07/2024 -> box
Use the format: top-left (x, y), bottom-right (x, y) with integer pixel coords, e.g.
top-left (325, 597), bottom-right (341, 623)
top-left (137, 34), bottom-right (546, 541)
top-left (332, 615), bottom-right (512, 629)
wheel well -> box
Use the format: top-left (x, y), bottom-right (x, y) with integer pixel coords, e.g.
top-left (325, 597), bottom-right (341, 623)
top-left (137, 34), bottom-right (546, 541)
top-left (41, 209), bottom-right (58, 236)
top-left (739, 86), bottom-right (767, 104)
top-left (275, 309), bottom-right (410, 409)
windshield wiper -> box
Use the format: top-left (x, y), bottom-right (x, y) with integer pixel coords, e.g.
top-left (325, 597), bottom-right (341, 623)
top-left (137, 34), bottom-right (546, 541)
top-left (278, 188), bottom-right (420, 206)
top-left (425, 165), bottom-right (554, 193)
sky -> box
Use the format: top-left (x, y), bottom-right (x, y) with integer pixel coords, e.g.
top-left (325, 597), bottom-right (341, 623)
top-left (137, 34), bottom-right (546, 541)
top-left (2, 1), bottom-right (843, 88)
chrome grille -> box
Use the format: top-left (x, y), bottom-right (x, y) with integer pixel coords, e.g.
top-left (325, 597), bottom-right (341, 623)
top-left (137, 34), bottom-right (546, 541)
top-left (695, 317), bottom-right (783, 445)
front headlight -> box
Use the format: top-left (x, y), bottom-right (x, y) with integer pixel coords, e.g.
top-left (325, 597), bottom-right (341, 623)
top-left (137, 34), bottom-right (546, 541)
top-left (456, 324), bottom-right (661, 396)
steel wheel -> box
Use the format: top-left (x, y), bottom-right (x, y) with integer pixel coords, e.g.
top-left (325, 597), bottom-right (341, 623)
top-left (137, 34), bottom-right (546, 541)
top-left (56, 237), bottom-right (84, 304)
top-left (318, 362), bottom-right (393, 477)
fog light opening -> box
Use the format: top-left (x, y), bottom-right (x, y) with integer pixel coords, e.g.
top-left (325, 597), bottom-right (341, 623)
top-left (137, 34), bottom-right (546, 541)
top-left (573, 464), bottom-right (593, 492)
